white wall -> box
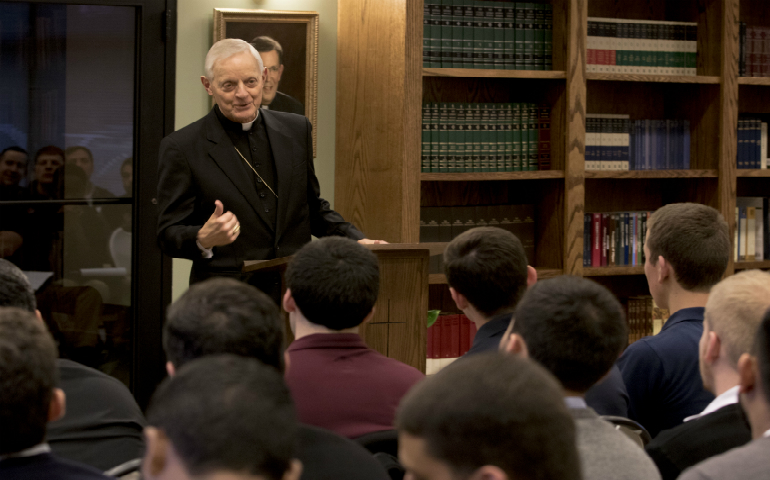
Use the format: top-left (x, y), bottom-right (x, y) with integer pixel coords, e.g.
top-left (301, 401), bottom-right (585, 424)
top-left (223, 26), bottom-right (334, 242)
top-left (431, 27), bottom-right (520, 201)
top-left (172, 0), bottom-right (338, 300)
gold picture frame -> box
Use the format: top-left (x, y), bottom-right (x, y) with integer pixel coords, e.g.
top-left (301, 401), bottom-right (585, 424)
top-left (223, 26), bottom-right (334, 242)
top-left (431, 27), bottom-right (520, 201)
top-left (213, 8), bottom-right (319, 156)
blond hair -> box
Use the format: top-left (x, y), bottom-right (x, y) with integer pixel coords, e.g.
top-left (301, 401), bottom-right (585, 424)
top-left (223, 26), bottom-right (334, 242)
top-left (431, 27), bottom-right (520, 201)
top-left (705, 269), bottom-right (770, 367)
top-left (204, 39), bottom-right (263, 79)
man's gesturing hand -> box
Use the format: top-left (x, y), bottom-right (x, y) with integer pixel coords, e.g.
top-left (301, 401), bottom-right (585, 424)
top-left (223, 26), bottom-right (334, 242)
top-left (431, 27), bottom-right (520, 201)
top-left (197, 200), bottom-right (240, 249)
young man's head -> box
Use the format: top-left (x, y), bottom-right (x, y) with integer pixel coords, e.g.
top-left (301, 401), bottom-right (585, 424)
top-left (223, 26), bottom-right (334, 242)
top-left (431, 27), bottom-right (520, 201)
top-left (0, 146), bottom-right (28, 187)
top-left (283, 237), bottom-right (379, 332)
top-left (644, 203), bottom-right (730, 308)
top-left (250, 36), bottom-right (284, 106)
top-left (443, 227), bottom-right (536, 322)
top-left (143, 355), bottom-right (302, 480)
top-left (34, 145), bottom-right (65, 187)
top-left (0, 258), bottom-right (37, 312)
top-left (396, 353), bottom-right (580, 480)
top-left (0, 307), bottom-right (65, 455)
top-left (701, 270), bottom-right (770, 395)
top-left (502, 275), bottom-right (627, 395)
top-left (738, 308), bottom-right (770, 439)
top-left (163, 277), bottom-right (284, 374)
top-left (64, 146), bottom-right (95, 179)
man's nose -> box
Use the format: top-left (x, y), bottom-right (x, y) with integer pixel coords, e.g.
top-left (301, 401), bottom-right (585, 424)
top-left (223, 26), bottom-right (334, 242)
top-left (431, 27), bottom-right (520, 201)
top-left (235, 82), bottom-right (250, 97)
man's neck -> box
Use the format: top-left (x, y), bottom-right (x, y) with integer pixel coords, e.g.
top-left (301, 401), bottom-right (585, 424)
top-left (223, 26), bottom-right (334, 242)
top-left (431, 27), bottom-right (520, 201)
top-left (464, 306), bottom-right (513, 331)
top-left (710, 367), bottom-right (741, 397)
top-left (660, 285), bottom-right (709, 315)
top-left (292, 314), bottom-right (359, 340)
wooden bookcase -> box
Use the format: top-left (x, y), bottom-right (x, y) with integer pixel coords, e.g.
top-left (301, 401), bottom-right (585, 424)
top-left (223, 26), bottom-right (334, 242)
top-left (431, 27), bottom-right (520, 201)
top-left (335, 0), bottom-right (770, 313)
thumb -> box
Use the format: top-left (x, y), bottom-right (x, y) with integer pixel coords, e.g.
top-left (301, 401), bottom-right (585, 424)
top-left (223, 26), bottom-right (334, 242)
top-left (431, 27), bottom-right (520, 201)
top-left (211, 200), bottom-right (224, 218)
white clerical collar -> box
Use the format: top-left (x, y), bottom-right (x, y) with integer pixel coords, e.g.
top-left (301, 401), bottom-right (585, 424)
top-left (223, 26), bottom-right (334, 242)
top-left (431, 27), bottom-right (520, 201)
top-left (564, 396), bottom-right (588, 410)
top-left (684, 385), bottom-right (740, 422)
top-left (0, 443), bottom-right (50, 461)
top-left (241, 111), bottom-right (259, 131)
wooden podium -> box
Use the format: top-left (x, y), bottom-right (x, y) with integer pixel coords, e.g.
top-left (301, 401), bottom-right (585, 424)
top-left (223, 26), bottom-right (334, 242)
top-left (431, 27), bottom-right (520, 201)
top-left (243, 243), bottom-right (446, 373)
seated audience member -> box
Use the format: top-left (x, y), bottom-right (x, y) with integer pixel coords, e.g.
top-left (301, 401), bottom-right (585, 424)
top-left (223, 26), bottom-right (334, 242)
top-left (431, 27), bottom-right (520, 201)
top-left (30, 145), bottom-right (65, 199)
top-left (0, 259), bottom-right (146, 471)
top-left (445, 226), bottom-right (629, 416)
top-left (64, 146), bottom-right (114, 199)
top-left (0, 147), bottom-right (28, 259)
top-left (645, 270), bottom-right (769, 479)
top-left (143, 355), bottom-right (302, 480)
top-left (164, 277), bottom-right (390, 480)
top-left (396, 353), bottom-right (581, 480)
top-left (283, 237), bottom-right (424, 438)
top-left (617, 203), bottom-right (729, 437)
top-left (502, 275), bottom-right (661, 480)
top-left (0, 146), bottom-right (27, 189)
top-left (0, 307), bottom-right (109, 479)
top-left (679, 308), bottom-right (770, 480)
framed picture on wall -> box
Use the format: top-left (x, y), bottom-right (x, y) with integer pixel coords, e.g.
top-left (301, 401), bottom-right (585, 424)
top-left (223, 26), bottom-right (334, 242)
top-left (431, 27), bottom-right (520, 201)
top-left (214, 8), bottom-right (319, 156)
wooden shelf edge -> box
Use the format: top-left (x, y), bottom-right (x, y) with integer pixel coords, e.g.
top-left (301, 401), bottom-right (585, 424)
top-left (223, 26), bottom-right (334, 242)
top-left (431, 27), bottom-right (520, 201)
top-left (423, 67), bottom-right (566, 79)
top-left (586, 73), bottom-right (721, 84)
top-left (585, 169), bottom-right (718, 179)
top-left (422, 171), bottom-right (565, 181)
top-left (736, 169), bottom-right (770, 177)
top-left (734, 260), bottom-right (770, 270)
top-left (430, 268), bottom-right (563, 285)
top-left (738, 77), bottom-right (770, 86)
top-left (583, 266), bottom-right (645, 277)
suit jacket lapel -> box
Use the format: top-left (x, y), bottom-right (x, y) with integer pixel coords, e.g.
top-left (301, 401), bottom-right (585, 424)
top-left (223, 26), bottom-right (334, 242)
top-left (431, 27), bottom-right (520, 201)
top-left (204, 110), bottom-right (275, 233)
top-left (262, 111), bottom-right (295, 242)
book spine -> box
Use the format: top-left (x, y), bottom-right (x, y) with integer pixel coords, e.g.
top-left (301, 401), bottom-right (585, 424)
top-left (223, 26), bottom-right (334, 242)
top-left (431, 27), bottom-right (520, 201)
top-left (471, 103), bottom-right (482, 171)
top-left (512, 102), bottom-right (522, 171)
top-left (447, 103), bottom-right (457, 172)
top-left (422, 103), bottom-right (431, 172)
top-left (523, 2), bottom-right (535, 70)
top-left (473, 1), bottom-right (485, 68)
top-left (514, 2), bottom-right (526, 70)
top-left (480, 103), bottom-right (491, 172)
top-left (528, 103), bottom-right (539, 171)
top-left (533, 3), bottom-right (545, 70)
top-left (441, 0), bottom-right (454, 67)
top-left (452, 0), bottom-right (465, 68)
top-left (503, 2), bottom-right (515, 70)
top-left (424, 2), bottom-right (431, 67)
top-left (456, 103), bottom-right (467, 172)
top-left (601, 213), bottom-right (609, 266)
top-left (520, 102), bottom-right (529, 171)
top-left (503, 103), bottom-right (514, 171)
top-left (483, 2), bottom-right (495, 69)
top-left (438, 103), bottom-right (449, 172)
top-left (592, 212), bottom-right (601, 267)
top-left (584, 213), bottom-right (592, 267)
top-left (492, 2), bottom-right (505, 69)
top-left (544, 4), bottom-right (553, 70)
top-left (538, 104), bottom-right (551, 170)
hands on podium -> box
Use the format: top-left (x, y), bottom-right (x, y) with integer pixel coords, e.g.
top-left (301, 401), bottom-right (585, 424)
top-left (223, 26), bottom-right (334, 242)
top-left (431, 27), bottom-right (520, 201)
top-left (197, 200), bottom-right (241, 249)
top-left (358, 239), bottom-right (389, 245)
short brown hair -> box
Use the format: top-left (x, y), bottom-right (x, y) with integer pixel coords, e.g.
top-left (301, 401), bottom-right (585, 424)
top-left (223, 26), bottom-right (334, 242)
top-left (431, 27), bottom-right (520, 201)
top-left (443, 227), bottom-right (529, 317)
top-left (705, 270), bottom-right (770, 368)
top-left (646, 203), bottom-right (729, 291)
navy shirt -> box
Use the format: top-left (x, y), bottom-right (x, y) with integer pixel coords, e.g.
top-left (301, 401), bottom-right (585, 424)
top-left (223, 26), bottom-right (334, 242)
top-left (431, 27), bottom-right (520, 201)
top-left (464, 312), bottom-right (512, 356)
top-left (617, 307), bottom-right (714, 438)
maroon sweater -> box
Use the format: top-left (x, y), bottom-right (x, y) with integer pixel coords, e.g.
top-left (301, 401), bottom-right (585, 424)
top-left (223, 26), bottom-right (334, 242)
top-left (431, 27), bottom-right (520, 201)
top-left (285, 333), bottom-right (424, 438)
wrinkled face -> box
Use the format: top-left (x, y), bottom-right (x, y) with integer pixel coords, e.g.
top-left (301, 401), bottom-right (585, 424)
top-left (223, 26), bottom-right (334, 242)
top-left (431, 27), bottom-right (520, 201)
top-left (35, 154), bottom-right (64, 185)
top-left (259, 49), bottom-right (284, 105)
top-left (399, 433), bottom-right (463, 480)
top-left (0, 150), bottom-right (27, 186)
top-left (202, 50), bottom-right (267, 123)
top-left (65, 148), bottom-right (94, 178)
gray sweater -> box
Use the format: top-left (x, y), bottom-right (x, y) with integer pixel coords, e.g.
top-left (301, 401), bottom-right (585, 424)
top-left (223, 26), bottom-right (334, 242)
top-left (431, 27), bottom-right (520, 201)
top-left (571, 407), bottom-right (661, 480)
top-left (678, 436), bottom-right (770, 480)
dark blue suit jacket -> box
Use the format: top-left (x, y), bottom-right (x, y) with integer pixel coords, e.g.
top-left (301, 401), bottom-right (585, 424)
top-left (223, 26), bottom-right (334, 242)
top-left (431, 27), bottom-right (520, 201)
top-left (0, 453), bottom-right (110, 480)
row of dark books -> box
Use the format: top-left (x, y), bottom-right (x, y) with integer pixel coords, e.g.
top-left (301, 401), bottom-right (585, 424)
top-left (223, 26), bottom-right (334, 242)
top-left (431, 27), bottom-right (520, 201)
top-left (583, 211), bottom-right (652, 267)
top-left (739, 24), bottom-right (770, 77)
top-left (423, 1), bottom-right (553, 70)
top-left (585, 115), bottom-right (691, 171)
top-left (736, 118), bottom-right (768, 169)
top-left (735, 198), bottom-right (769, 262)
top-left (627, 296), bottom-right (669, 344)
top-left (587, 17), bottom-right (697, 75)
top-left (420, 204), bottom-right (536, 274)
top-left (421, 103), bottom-right (551, 172)
top-left (426, 314), bottom-right (477, 374)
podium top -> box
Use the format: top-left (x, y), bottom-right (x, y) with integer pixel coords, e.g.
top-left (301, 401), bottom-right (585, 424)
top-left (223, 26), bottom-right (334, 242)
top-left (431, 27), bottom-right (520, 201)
top-left (242, 243), bottom-right (447, 272)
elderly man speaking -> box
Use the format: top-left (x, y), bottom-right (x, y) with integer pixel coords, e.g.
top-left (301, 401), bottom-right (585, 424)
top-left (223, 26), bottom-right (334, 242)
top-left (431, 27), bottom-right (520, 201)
top-left (156, 39), bottom-right (380, 304)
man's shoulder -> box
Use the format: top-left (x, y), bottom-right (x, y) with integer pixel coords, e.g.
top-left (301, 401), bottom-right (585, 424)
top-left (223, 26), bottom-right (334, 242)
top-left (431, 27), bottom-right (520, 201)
top-left (0, 453), bottom-right (109, 480)
top-left (56, 359), bottom-right (143, 414)
top-left (297, 425), bottom-right (390, 480)
top-left (163, 111), bottom-right (216, 144)
top-left (680, 437), bottom-right (770, 480)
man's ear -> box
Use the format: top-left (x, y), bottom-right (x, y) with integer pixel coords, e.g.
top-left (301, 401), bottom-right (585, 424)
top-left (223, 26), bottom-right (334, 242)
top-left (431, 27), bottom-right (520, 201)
top-left (468, 465), bottom-right (509, 480)
top-left (200, 76), bottom-right (213, 95)
top-left (526, 265), bottom-right (537, 286)
top-left (48, 388), bottom-right (66, 423)
top-left (449, 287), bottom-right (469, 311)
top-left (361, 306), bottom-right (376, 325)
top-left (738, 353), bottom-right (758, 395)
top-left (143, 427), bottom-right (169, 477)
top-left (282, 459), bottom-right (303, 480)
top-left (501, 333), bottom-right (529, 359)
top-left (657, 256), bottom-right (670, 283)
top-left (283, 289), bottom-right (296, 313)
top-left (166, 361), bottom-right (176, 377)
top-left (704, 331), bottom-right (721, 364)
top-left (276, 63), bottom-right (285, 81)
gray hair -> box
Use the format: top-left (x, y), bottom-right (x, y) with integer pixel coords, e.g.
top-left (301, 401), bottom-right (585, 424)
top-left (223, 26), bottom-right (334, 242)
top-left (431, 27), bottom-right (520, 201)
top-left (204, 39), bottom-right (263, 79)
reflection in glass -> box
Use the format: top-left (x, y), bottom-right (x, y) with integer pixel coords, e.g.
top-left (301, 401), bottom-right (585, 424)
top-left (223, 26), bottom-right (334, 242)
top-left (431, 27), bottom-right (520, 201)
top-left (0, 3), bottom-right (136, 386)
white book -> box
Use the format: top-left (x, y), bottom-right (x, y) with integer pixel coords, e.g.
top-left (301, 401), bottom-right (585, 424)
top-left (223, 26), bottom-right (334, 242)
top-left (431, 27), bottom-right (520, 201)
top-left (737, 197), bottom-right (765, 260)
top-left (762, 122), bottom-right (768, 169)
top-left (756, 203), bottom-right (765, 261)
top-left (747, 207), bottom-right (757, 261)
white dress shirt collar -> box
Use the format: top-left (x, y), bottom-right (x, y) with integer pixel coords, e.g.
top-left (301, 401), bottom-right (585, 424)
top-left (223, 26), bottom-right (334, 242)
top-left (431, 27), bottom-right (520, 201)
top-left (241, 111), bottom-right (259, 131)
top-left (0, 442), bottom-right (50, 461)
top-left (684, 385), bottom-right (740, 422)
top-left (564, 396), bottom-right (588, 410)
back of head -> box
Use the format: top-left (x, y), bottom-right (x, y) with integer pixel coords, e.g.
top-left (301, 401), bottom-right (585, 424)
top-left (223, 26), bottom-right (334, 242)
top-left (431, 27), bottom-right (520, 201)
top-left (204, 38), bottom-right (263, 79)
top-left (146, 355), bottom-right (298, 479)
top-left (0, 259), bottom-right (37, 312)
top-left (443, 227), bottom-right (529, 317)
top-left (0, 307), bottom-right (58, 455)
top-left (285, 237), bottom-right (379, 330)
top-left (250, 35), bottom-right (283, 63)
top-left (396, 353), bottom-right (580, 480)
top-left (164, 278), bottom-right (284, 371)
top-left (513, 275), bottom-right (627, 393)
top-left (646, 203), bottom-right (730, 291)
top-left (707, 270), bottom-right (770, 369)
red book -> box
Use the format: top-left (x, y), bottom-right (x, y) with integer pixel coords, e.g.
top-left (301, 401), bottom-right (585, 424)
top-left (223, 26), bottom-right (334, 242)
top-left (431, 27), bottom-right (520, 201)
top-left (601, 213), bottom-right (609, 266)
top-left (449, 314), bottom-right (461, 358)
top-left (459, 314), bottom-right (470, 355)
top-left (427, 324), bottom-right (435, 359)
top-left (592, 213), bottom-right (601, 267)
top-left (440, 316), bottom-right (452, 359)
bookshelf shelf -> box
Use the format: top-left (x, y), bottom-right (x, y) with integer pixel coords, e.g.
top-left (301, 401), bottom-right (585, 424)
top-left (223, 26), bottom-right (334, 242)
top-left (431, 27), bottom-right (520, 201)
top-left (736, 170), bottom-right (770, 177)
top-left (423, 68), bottom-right (567, 79)
top-left (738, 77), bottom-right (770, 86)
top-left (734, 260), bottom-right (770, 271)
top-left (429, 268), bottom-right (563, 286)
top-left (586, 73), bottom-right (721, 84)
top-left (583, 266), bottom-right (645, 277)
top-left (585, 170), bottom-right (719, 179)
top-left (421, 171), bottom-right (566, 181)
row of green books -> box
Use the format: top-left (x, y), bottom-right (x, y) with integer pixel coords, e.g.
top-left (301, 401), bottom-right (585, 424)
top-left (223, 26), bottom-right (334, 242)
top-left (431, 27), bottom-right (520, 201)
top-left (421, 102), bottom-right (551, 172)
top-left (423, 1), bottom-right (553, 70)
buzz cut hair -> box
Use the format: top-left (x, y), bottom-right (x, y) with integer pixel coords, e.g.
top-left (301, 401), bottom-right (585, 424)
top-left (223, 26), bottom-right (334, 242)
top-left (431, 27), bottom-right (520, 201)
top-left (204, 38), bottom-right (264, 80)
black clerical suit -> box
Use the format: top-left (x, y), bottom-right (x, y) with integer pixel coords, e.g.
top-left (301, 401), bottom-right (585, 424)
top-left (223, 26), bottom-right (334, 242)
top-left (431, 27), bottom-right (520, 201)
top-left (157, 106), bottom-right (363, 293)
top-left (263, 91), bottom-right (304, 115)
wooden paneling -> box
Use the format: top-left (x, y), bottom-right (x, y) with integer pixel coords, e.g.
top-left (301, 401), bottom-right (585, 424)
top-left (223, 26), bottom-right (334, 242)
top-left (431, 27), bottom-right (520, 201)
top-left (424, 68), bottom-right (566, 78)
top-left (585, 170), bottom-right (718, 179)
top-left (585, 178), bottom-right (718, 212)
top-left (422, 171), bottom-right (565, 181)
top-left (587, 74), bottom-right (721, 84)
